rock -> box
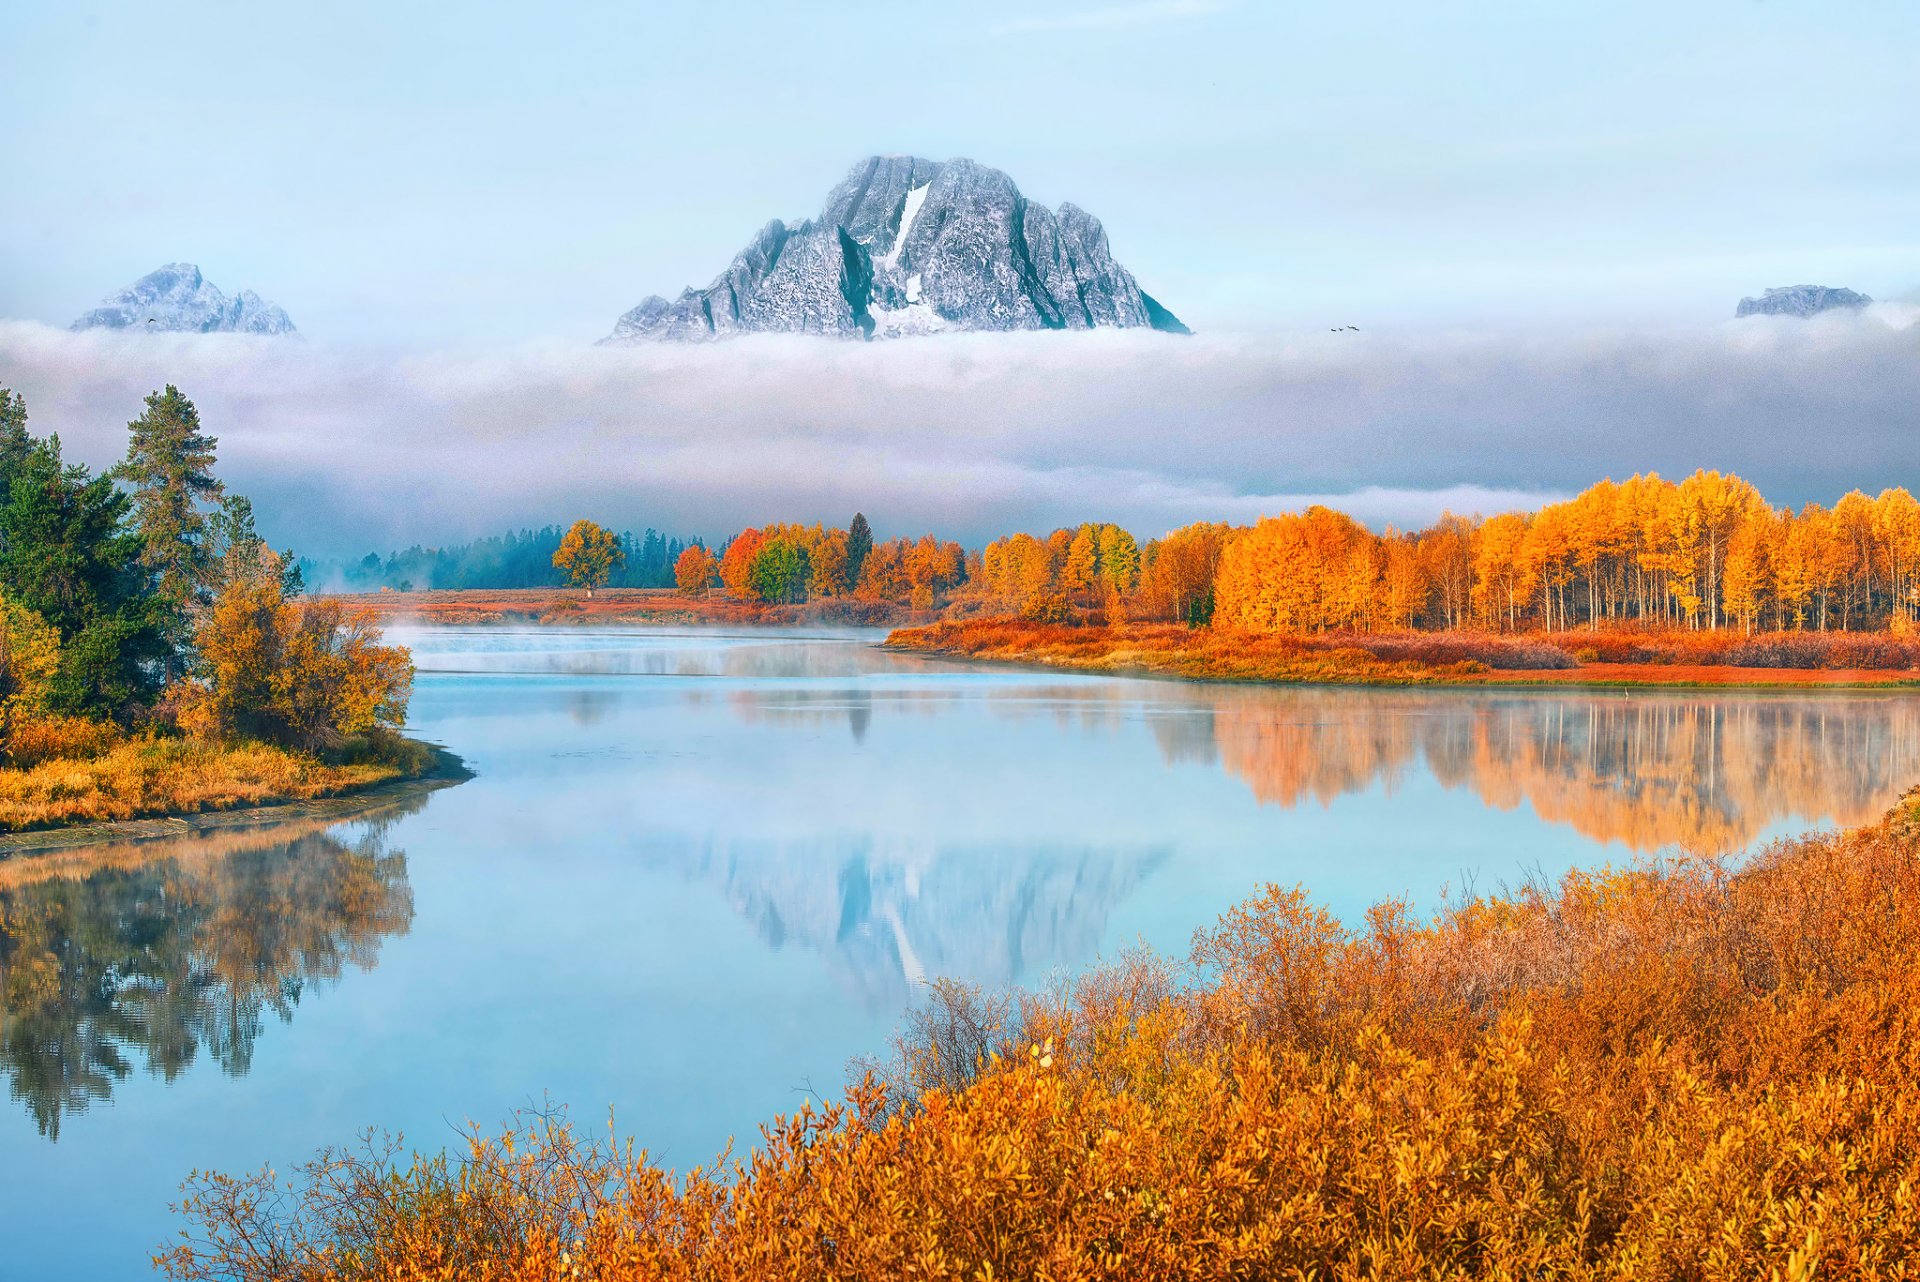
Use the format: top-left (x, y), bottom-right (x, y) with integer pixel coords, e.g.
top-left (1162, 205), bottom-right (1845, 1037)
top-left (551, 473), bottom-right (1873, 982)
top-left (604, 156), bottom-right (1187, 342)
top-left (71, 263), bottom-right (296, 334)
top-left (1735, 285), bottom-right (1872, 319)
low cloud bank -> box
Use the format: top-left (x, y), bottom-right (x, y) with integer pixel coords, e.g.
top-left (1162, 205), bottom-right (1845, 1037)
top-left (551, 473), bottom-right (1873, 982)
top-left (0, 311), bottom-right (1914, 556)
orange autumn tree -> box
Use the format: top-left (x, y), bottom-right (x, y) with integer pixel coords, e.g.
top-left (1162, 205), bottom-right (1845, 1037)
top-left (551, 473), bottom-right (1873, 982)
top-left (1138, 522), bottom-right (1230, 625)
top-left (718, 528), bottom-right (766, 599)
top-left (673, 544), bottom-right (719, 597)
top-left (678, 471), bottom-right (1920, 636)
top-left (179, 569), bottom-right (411, 753)
top-left (553, 519), bottom-right (625, 598)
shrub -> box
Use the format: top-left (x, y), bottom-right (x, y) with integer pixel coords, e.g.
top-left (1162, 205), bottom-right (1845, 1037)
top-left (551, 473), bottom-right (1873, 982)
top-left (1342, 631), bottom-right (1576, 670)
top-left (1726, 632), bottom-right (1920, 670)
top-left (1, 713), bottom-right (123, 768)
top-left (179, 578), bottom-right (412, 754)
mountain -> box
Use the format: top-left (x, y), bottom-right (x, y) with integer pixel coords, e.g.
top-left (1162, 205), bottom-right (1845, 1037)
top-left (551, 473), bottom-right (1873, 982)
top-left (604, 155), bottom-right (1189, 343)
top-left (1735, 284), bottom-right (1872, 319)
top-left (71, 263), bottom-right (296, 334)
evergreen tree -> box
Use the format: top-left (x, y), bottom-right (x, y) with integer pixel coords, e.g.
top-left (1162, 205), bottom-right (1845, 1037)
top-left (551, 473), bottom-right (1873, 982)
top-left (116, 385), bottom-right (223, 664)
top-left (0, 437), bottom-right (167, 718)
top-left (210, 494), bottom-right (302, 595)
top-left (847, 512), bottom-right (874, 586)
top-left (0, 388), bottom-right (29, 481)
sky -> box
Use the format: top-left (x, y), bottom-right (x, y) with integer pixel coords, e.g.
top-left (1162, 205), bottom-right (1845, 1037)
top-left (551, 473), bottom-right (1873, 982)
top-left (0, 0), bottom-right (1916, 554)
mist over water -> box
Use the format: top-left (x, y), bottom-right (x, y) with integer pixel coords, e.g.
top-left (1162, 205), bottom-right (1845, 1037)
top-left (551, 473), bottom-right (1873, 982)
top-left (4, 627), bottom-right (1916, 1278)
top-left (2, 314), bottom-right (1916, 556)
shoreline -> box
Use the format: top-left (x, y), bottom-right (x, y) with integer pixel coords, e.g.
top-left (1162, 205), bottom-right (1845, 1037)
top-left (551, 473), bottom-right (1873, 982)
top-left (0, 743), bottom-right (472, 857)
top-left (883, 636), bottom-right (1920, 694)
top-left (324, 587), bottom-right (914, 629)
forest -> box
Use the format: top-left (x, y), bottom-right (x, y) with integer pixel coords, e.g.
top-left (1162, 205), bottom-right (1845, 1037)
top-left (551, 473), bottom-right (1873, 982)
top-left (677, 472), bottom-right (1920, 636)
top-left (0, 384), bottom-right (418, 830)
top-left (307, 525), bottom-right (692, 593)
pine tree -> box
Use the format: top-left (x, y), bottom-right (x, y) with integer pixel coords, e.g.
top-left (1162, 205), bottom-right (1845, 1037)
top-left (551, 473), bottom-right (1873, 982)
top-left (847, 512), bottom-right (874, 586)
top-left (0, 436), bottom-right (167, 717)
top-left (0, 388), bottom-right (29, 481)
top-left (116, 385), bottom-right (223, 665)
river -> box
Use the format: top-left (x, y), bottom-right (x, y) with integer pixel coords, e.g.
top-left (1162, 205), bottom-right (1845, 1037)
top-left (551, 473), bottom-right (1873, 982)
top-left (4, 626), bottom-right (1917, 1279)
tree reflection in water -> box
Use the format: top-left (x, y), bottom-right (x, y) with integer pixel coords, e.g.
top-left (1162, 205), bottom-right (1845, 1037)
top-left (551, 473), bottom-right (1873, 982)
top-left (1194, 692), bottom-right (1920, 853)
top-left (0, 809), bottom-right (415, 1139)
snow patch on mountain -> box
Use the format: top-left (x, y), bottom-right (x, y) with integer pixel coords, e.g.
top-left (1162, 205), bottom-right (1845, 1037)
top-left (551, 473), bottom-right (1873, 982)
top-left (1735, 285), bottom-right (1872, 319)
top-left (71, 263), bottom-right (296, 335)
top-left (604, 156), bottom-right (1187, 343)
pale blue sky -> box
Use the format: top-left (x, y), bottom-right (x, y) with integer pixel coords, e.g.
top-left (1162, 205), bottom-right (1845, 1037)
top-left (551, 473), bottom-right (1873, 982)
top-left (3, 0), bottom-right (1916, 344)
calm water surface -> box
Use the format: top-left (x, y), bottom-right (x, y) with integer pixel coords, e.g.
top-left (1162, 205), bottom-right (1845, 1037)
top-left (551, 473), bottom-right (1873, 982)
top-left (5, 626), bottom-right (1919, 1279)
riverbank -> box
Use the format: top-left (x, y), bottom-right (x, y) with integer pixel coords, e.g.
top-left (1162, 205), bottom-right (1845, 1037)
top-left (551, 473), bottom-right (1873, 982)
top-left (324, 587), bottom-right (909, 628)
top-left (0, 736), bottom-right (462, 847)
top-left (885, 618), bottom-right (1920, 689)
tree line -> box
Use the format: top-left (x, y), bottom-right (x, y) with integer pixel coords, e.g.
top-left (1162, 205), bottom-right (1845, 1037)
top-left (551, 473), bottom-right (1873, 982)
top-left (669, 513), bottom-right (970, 610)
top-left (0, 384), bottom-right (410, 767)
top-left (307, 525), bottom-right (693, 593)
top-left (659, 472), bottom-right (1920, 634)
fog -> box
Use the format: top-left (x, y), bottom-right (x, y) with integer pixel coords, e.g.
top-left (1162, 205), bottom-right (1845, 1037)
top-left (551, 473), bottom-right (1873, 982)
top-left (1, 309), bottom-right (1914, 556)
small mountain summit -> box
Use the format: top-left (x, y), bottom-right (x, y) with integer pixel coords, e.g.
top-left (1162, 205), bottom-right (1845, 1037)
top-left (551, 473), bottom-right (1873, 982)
top-left (604, 156), bottom-right (1188, 343)
top-left (71, 263), bottom-right (296, 334)
top-left (1735, 284), bottom-right (1872, 319)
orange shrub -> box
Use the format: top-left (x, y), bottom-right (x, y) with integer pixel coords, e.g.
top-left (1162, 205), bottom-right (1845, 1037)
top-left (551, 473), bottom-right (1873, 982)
top-left (0, 713), bottom-right (122, 768)
top-left (179, 579), bottom-right (412, 754)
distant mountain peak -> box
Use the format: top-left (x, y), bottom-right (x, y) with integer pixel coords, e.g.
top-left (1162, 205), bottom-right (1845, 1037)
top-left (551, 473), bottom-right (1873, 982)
top-left (604, 155), bottom-right (1188, 343)
top-left (71, 263), bottom-right (296, 334)
top-left (1735, 284), bottom-right (1872, 319)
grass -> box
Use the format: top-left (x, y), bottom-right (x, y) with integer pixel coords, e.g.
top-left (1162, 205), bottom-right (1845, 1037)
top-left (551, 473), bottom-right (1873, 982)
top-left (886, 618), bottom-right (1920, 688)
top-left (161, 785), bottom-right (1920, 1279)
top-left (0, 733), bottom-right (435, 833)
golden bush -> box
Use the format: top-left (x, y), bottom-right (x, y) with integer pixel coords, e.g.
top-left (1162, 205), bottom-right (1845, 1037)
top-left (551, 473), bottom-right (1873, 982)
top-left (178, 578), bottom-right (411, 753)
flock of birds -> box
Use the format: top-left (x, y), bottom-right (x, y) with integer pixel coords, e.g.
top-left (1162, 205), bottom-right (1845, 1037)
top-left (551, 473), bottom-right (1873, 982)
top-left (1329, 325), bottom-right (1360, 332)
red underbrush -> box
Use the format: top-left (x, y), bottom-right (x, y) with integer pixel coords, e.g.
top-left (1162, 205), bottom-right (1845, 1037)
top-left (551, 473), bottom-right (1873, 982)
top-left (890, 617), bottom-right (1920, 685)
top-left (891, 618), bottom-right (1580, 681)
top-left (1541, 627), bottom-right (1920, 669)
top-left (163, 790), bottom-right (1920, 1280)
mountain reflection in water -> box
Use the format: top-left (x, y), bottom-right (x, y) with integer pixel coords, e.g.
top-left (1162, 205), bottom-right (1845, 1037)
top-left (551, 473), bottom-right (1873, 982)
top-left (653, 838), bottom-right (1167, 1011)
top-left (0, 808), bottom-right (415, 1138)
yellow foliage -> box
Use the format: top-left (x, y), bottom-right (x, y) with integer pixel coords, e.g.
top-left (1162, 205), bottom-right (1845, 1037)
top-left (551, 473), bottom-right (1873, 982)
top-left (0, 736), bottom-right (413, 831)
top-left (1, 714), bottom-right (123, 769)
top-left (0, 595), bottom-right (61, 756)
top-left (161, 790), bottom-right (1920, 1280)
top-left (179, 577), bottom-right (412, 753)
top-left (553, 519), bottom-right (625, 595)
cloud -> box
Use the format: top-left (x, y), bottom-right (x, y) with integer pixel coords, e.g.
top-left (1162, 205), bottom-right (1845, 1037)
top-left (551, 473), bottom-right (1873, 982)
top-left (988, 0), bottom-right (1233, 37)
top-left (0, 311), bottom-right (1914, 558)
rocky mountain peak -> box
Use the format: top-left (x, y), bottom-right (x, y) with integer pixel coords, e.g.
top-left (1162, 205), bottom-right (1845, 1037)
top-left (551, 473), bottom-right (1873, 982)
top-left (605, 155), bottom-right (1188, 343)
top-left (1735, 284), bottom-right (1872, 319)
top-left (71, 263), bottom-right (296, 334)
